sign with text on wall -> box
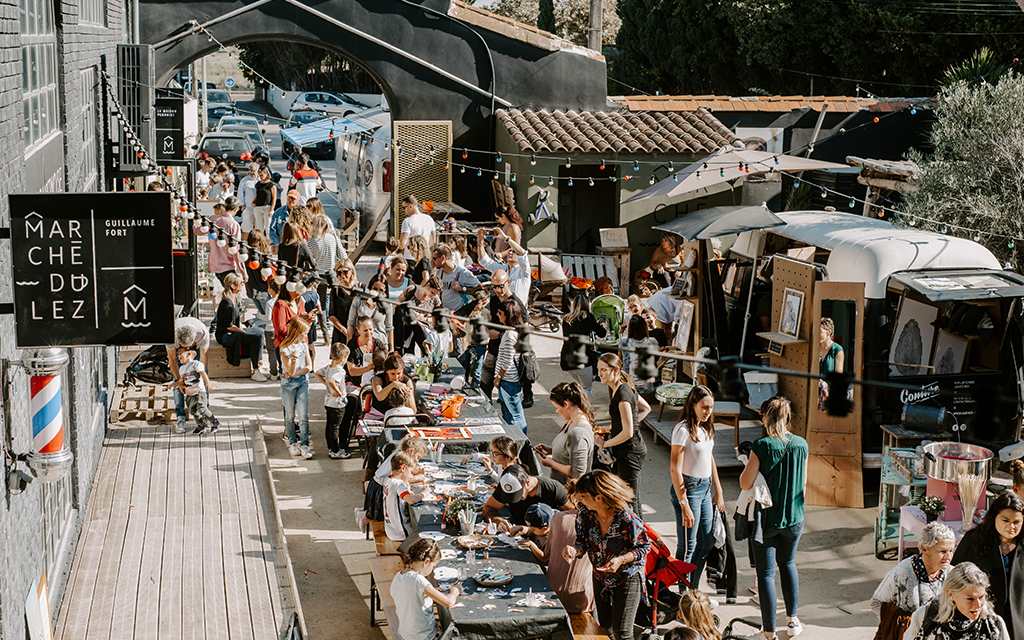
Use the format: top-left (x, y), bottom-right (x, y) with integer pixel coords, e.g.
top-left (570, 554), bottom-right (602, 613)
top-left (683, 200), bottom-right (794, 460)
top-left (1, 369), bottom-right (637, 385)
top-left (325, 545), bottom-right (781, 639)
top-left (8, 193), bottom-right (175, 348)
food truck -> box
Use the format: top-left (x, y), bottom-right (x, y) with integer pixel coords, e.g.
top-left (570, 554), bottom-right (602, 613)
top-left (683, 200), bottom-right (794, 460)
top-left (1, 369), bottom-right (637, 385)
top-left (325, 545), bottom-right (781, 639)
top-left (727, 211), bottom-right (1024, 508)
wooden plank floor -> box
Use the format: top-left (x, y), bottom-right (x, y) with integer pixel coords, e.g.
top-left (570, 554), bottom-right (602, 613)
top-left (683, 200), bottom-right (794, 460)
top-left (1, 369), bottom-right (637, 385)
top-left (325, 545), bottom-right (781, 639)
top-left (55, 422), bottom-right (291, 640)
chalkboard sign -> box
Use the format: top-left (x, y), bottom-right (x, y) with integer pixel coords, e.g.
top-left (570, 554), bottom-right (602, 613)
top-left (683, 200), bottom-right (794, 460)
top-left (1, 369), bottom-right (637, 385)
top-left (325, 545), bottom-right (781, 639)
top-left (155, 90), bottom-right (185, 161)
top-left (8, 193), bottom-right (175, 348)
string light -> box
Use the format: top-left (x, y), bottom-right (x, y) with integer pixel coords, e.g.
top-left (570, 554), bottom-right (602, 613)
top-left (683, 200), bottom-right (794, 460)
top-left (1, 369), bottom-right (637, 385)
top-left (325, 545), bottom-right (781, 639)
top-left (531, 155), bottom-right (536, 166)
top-left (589, 177), bottom-right (594, 187)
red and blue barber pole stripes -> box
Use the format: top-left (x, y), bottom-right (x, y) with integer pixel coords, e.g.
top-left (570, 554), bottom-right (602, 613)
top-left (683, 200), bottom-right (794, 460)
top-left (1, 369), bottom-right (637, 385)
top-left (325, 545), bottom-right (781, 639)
top-left (31, 375), bottom-right (64, 453)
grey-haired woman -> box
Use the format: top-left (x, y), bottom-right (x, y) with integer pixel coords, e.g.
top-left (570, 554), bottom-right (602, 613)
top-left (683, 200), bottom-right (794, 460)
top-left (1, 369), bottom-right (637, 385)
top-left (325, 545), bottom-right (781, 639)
top-left (871, 521), bottom-right (955, 640)
top-left (904, 562), bottom-right (1010, 640)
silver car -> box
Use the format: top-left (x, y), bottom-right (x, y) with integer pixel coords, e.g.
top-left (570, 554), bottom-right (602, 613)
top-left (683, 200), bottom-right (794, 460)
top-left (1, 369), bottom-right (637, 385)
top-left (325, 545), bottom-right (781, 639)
top-left (290, 91), bottom-right (367, 116)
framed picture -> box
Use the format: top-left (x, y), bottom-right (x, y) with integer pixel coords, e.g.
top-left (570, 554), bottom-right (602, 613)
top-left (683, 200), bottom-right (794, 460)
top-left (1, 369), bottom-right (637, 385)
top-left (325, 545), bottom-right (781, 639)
top-left (889, 296), bottom-right (939, 376)
top-left (674, 299), bottom-right (696, 352)
top-left (778, 288), bottom-right (805, 337)
top-left (932, 330), bottom-right (970, 375)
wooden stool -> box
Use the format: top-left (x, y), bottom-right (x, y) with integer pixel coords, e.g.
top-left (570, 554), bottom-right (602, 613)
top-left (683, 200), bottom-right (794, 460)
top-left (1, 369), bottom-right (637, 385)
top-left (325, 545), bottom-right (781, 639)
top-left (715, 401), bottom-right (742, 448)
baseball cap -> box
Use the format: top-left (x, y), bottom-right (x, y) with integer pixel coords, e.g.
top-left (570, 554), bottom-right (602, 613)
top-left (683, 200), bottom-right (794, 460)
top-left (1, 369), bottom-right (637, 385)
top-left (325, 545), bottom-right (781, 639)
top-left (524, 503), bottom-right (554, 528)
top-left (495, 464), bottom-right (529, 504)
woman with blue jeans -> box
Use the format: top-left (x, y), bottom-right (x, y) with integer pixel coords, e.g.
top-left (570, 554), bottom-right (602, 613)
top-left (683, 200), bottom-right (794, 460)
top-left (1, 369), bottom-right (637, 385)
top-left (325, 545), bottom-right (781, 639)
top-left (739, 396), bottom-right (808, 639)
top-left (279, 316), bottom-right (313, 460)
top-left (669, 385), bottom-right (725, 589)
top-left (493, 299), bottom-right (528, 435)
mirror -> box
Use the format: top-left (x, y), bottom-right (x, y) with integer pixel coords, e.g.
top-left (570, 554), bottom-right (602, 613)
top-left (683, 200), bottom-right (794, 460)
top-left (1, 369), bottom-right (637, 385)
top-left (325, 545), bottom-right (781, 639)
top-left (817, 299), bottom-right (857, 412)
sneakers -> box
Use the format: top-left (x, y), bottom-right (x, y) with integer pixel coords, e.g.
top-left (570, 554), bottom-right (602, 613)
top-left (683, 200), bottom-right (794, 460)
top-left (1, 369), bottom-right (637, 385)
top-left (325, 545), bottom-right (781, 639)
top-left (174, 419), bottom-right (187, 434)
top-left (251, 371), bottom-right (268, 382)
top-left (708, 598), bottom-right (719, 610)
top-left (787, 618), bottom-right (803, 636)
top-left (328, 449), bottom-right (352, 459)
top-left (193, 424), bottom-right (208, 435)
top-left (742, 632), bottom-right (769, 640)
top-left (269, 374), bottom-right (281, 381)
top-left (288, 443), bottom-right (301, 456)
top-left (210, 421), bottom-right (220, 433)
top-left (301, 445), bottom-right (313, 459)
top-left (726, 597), bottom-right (737, 604)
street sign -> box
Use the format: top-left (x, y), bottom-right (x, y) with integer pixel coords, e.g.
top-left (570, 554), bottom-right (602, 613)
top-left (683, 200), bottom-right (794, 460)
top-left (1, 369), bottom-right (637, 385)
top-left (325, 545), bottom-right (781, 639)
top-left (155, 91), bottom-right (185, 161)
top-left (8, 193), bottom-right (176, 348)
top-left (225, 78), bottom-right (235, 88)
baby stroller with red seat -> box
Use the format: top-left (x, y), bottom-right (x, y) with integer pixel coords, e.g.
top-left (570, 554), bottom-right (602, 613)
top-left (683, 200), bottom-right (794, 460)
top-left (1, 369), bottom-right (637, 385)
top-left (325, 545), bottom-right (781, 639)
top-left (636, 523), bottom-right (696, 631)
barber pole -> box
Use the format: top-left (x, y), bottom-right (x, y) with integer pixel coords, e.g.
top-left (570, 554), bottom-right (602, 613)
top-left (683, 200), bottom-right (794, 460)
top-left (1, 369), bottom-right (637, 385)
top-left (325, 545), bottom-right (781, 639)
top-left (31, 375), bottom-right (64, 454)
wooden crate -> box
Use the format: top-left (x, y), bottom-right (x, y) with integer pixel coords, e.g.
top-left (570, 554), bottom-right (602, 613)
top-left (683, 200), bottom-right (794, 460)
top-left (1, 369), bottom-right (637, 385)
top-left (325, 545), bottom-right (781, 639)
top-left (206, 346), bottom-right (254, 379)
top-left (110, 384), bottom-right (178, 423)
top-left (338, 209), bottom-right (360, 254)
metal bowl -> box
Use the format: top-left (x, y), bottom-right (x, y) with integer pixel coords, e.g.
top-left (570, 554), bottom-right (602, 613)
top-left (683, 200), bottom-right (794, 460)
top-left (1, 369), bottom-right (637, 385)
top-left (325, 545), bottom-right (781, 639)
top-left (923, 442), bottom-right (994, 483)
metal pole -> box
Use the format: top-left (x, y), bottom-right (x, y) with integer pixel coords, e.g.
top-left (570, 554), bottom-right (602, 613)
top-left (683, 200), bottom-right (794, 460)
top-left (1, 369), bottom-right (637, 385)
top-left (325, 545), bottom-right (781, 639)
top-left (803, 103), bottom-right (829, 157)
top-left (738, 256), bottom-right (759, 360)
top-left (201, 58), bottom-right (208, 134)
top-left (133, 0), bottom-right (140, 43)
top-left (588, 0), bottom-right (603, 52)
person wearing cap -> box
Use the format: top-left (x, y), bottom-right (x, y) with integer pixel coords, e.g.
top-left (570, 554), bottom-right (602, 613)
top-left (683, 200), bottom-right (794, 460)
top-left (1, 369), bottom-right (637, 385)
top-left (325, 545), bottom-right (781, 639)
top-left (482, 464), bottom-right (571, 534)
top-left (237, 162), bottom-right (260, 241)
top-left (165, 317), bottom-right (211, 433)
top-left (521, 503), bottom-right (554, 562)
top-left (269, 189), bottom-right (301, 250)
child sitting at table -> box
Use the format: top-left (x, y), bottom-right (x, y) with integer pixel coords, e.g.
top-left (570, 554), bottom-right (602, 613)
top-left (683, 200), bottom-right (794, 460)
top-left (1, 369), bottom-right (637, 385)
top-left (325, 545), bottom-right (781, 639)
top-left (383, 450), bottom-right (423, 541)
top-left (391, 538), bottom-right (461, 640)
top-left (520, 503), bottom-right (553, 563)
top-left (384, 385), bottom-right (417, 426)
top-left (366, 435), bottom-right (429, 522)
top-left (461, 435), bottom-right (519, 483)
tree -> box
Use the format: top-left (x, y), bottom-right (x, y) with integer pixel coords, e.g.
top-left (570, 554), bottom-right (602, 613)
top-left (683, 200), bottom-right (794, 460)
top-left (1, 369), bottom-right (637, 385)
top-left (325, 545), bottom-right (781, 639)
top-left (487, 0), bottom-right (621, 46)
top-left (236, 42), bottom-right (380, 93)
top-left (538, 0), bottom-right (556, 32)
top-left (900, 73), bottom-right (1024, 269)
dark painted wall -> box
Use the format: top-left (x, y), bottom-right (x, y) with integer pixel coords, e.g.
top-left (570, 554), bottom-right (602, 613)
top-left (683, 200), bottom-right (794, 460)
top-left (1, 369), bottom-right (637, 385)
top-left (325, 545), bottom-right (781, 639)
top-left (141, 0), bottom-right (608, 216)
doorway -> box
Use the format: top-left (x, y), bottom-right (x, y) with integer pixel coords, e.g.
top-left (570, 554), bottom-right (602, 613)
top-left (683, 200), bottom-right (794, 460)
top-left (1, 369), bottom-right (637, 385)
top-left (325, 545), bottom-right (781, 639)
top-left (557, 165), bottom-right (617, 254)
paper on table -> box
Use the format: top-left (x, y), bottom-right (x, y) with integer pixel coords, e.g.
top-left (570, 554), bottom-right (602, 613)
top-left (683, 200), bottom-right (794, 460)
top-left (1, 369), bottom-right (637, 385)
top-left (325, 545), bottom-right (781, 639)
top-left (419, 531), bottom-right (447, 540)
top-left (434, 566), bottom-right (459, 582)
top-left (467, 425), bottom-right (506, 435)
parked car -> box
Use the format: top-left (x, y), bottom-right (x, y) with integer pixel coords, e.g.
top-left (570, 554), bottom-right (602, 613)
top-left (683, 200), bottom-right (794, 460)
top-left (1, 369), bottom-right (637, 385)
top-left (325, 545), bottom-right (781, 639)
top-left (207, 105), bottom-right (236, 128)
top-left (290, 91), bottom-right (367, 116)
top-left (216, 115), bottom-right (260, 131)
top-left (204, 88), bottom-right (234, 106)
top-left (219, 125), bottom-right (268, 156)
top-left (280, 110), bottom-right (336, 159)
top-left (194, 132), bottom-right (255, 168)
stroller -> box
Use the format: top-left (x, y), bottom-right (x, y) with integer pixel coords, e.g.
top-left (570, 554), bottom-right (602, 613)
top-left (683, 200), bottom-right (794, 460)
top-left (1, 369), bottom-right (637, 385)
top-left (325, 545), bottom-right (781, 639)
top-left (591, 294), bottom-right (626, 347)
top-left (635, 523), bottom-right (695, 631)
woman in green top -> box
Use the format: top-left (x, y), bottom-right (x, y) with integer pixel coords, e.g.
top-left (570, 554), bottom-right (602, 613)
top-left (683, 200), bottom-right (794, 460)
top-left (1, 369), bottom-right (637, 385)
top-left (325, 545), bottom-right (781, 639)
top-left (739, 396), bottom-right (809, 640)
top-left (818, 318), bottom-right (845, 412)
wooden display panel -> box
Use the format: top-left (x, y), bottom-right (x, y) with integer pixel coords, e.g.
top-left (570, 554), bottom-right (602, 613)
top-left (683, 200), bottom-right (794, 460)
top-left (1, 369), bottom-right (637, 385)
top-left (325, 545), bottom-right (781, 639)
top-left (807, 281), bottom-right (865, 507)
top-left (767, 257), bottom-right (816, 439)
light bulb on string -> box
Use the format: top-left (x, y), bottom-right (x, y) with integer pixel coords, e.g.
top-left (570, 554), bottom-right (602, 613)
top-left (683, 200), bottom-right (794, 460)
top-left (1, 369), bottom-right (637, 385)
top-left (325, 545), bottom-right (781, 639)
top-left (974, 232), bottom-right (981, 242)
top-left (460, 166), bottom-right (465, 174)
top-left (565, 158), bottom-right (571, 168)
top-left (909, 217), bottom-right (916, 226)
top-left (589, 177), bottom-right (594, 187)
top-left (530, 155), bottom-right (536, 166)
top-left (530, 175), bottom-right (535, 184)
top-left (568, 177), bottom-right (574, 187)
top-left (462, 149), bottom-right (468, 159)
top-left (600, 160), bottom-right (606, 170)
top-left (511, 173), bottom-right (516, 183)
top-left (260, 257), bottom-right (272, 279)
top-left (649, 175), bottom-right (656, 185)
top-left (548, 177), bottom-right (554, 186)
top-left (496, 152), bottom-right (502, 163)
top-left (227, 237), bottom-right (238, 254)
top-left (1010, 240), bottom-right (1016, 249)
top-left (239, 246), bottom-right (249, 263)
top-left (720, 168), bottom-right (725, 178)
top-left (821, 189), bottom-right (827, 198)
top-left (216, 229), bottom-right (226, 247)
top-left (633, 161), bottom-right (639, 172)
top-left (477, 169), bottom-right (482, 177)
top-left (673, 174), bottom-right (678, 183)
top-left (668, 161), bottom-right (674, 171)
top-left (200, 219), bottom-right (210, 234)
top-left (941, 225), bottom-right (948, 234)
top-left (794, 181), bottom-right (800, 188)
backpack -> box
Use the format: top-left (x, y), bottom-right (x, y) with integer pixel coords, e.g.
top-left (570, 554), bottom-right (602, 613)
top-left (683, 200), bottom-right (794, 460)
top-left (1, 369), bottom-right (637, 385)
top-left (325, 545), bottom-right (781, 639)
top-left (517, 346), bottom-right (540, 383)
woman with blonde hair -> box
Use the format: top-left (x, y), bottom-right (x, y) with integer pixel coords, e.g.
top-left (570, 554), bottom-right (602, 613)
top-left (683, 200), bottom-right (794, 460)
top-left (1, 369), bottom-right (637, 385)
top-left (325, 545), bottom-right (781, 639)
top-left (307, 214), bottom-right (344, 342)
top-left (216, 272), bottom-right (267, 381)
top-left (288, 205), bottom-right (314, 240)
top-left (407, 235), bottom-right (431, 286)
top-left (563, 470), bottom-right (650, 640)
top-left (305, 197), bottom-right (326, 219)
top-left (670, 384), bottom-right (724, 586)
top-left (905, 562), bottom-right (1010, 640)
top-left (739, 396), bottom-right (809, 640)
top-left (537, 382), bottom-right (595, 483)
top-left (329, 257), bottom-right (360, 344)
top-left (279, 316), bottom-right (313, 459)
top-left (677, 589), bottom-right (722, 640)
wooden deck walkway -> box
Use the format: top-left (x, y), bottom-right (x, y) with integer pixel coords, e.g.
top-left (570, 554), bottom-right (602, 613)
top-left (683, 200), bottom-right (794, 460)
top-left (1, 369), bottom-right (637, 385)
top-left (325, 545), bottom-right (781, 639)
top-left (55, 420), bottom-right (301, 640)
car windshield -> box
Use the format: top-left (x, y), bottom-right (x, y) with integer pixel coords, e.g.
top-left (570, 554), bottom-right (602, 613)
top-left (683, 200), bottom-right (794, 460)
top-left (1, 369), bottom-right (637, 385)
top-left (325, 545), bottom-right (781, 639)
top-left (219, 117), bottom-right (257, 128)
top-left (206, 90), bottom-right (232, 103)
top-left (288, 111), bottom-right (327, 126)
top-left (200, 137), bottom-right (250, 153)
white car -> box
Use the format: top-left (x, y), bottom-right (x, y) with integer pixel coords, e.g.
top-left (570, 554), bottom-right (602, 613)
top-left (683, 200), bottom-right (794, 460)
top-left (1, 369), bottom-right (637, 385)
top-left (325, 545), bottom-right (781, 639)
top-left (290, 91), bottom-right (368, 116)
top-left (216, 115), bottom-right (260, 131)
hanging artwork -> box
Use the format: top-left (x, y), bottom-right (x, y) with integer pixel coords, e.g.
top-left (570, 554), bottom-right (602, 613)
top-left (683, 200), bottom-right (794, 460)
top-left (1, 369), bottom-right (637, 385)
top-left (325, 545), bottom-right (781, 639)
top-left (890, 296), bottom-right (938, 376)
top-left (674, 299), bottom-right (696, 352)
top-left (932, 330), bottom-right (970, 375)
top-left (779, 288), bottom-right (805, 338)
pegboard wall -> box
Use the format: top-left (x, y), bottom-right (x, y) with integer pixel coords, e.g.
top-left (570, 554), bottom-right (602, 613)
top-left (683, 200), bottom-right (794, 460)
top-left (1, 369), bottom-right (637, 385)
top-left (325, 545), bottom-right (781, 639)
top-left (393, 121), bottom-right (452, 234)
top-left (768, 257), bottom-right (817, 439)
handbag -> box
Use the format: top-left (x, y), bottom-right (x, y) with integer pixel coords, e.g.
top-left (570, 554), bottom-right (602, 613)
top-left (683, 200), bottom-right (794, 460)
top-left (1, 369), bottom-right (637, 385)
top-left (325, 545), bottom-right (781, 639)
top-left (517, 347), bottom-right (540, 383)
top-left (712, 509), bottom-right (727, 548)
top-left (873, 601), bottom-right (912, 640)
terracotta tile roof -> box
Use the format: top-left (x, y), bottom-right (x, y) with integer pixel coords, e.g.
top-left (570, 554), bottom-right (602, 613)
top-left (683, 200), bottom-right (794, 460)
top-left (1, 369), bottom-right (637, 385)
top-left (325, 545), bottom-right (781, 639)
top-left (496, 107), bottom-right (740, 154)
top-left (612, 95), bottom-right (931, 113)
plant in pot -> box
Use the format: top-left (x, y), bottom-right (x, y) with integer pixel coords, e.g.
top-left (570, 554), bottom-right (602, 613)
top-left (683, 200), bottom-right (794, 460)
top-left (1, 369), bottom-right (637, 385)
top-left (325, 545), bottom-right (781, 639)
top-left (919, 495), bottom-right (946, 522)
top-left (443, 496), bottom-right (475, 534)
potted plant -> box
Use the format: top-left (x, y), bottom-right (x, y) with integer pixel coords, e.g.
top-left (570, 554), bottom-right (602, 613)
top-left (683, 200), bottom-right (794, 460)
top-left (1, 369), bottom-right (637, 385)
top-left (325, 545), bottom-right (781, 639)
top-left (919, 495), bottom-right (946, 522)
top-left (443, 496), bottom-right (475, 533)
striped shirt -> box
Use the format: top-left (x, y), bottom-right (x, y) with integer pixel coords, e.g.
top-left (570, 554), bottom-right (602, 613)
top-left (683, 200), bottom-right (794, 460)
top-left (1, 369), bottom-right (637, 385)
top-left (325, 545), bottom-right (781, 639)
top-left (289, 168), bottom-right (322, 204)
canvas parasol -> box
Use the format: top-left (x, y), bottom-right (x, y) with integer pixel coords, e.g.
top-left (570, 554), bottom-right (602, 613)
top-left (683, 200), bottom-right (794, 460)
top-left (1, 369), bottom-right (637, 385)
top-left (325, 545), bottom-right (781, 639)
top-left (622, 146), bottom-right (849, 204)
top-left (653, 204), bottom-right (785, 241)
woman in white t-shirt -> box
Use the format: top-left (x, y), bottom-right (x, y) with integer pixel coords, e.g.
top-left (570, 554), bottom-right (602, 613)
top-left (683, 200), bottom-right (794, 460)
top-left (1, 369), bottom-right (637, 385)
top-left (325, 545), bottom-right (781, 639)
top-left (670, 385), bottom-right (725, 588)
top-left (279, 317), bottom-right (313, 460)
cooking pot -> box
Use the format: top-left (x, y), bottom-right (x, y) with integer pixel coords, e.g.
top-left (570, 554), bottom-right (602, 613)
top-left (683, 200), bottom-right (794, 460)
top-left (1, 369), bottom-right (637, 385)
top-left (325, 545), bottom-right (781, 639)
top-left (923, 442), bottom-right (993, 483)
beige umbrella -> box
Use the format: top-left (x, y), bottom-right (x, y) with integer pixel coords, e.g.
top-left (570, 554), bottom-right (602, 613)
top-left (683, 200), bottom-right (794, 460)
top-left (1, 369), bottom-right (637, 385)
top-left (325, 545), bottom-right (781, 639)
top-left (622, 146), bottom-right (849, 204)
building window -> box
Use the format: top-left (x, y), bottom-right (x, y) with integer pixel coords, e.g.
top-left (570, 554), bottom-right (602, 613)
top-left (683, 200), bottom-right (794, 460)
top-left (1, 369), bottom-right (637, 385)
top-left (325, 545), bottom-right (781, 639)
top-left (79, 0), bottom-right (104, 26)
top-left (20, 0), bottom-right (59, 150)
top-left (42, 464), bottom-right (74, 578)
top-left (81, 68), bottom-right (99, 189)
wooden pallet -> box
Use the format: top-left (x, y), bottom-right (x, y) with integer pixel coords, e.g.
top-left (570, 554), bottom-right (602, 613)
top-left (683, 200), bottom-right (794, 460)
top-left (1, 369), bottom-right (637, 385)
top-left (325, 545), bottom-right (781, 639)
top-left (110, 384), bottom-right (180, 424)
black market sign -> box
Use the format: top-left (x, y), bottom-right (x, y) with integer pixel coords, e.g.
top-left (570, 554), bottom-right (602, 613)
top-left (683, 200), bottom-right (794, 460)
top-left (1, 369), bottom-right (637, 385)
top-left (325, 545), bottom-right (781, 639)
top-left (8, 193), bottom-right (175, 348)
top-left (155, 91), bottom-right (185, 161)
